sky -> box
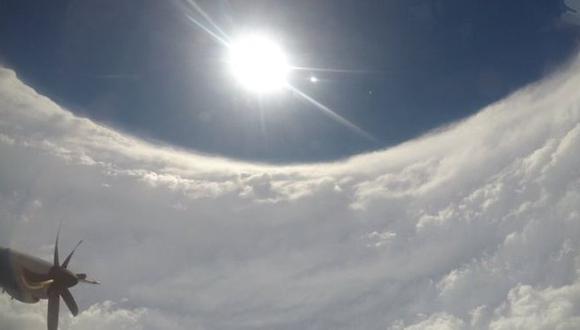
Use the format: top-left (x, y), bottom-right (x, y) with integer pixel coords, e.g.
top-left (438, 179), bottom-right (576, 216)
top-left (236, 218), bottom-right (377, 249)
top-left (0, 0), bottom-right (579, 162)
top-left (1, 30), bottom-right (580, 329)
top-left (2, 1), bottom-right (580, 330)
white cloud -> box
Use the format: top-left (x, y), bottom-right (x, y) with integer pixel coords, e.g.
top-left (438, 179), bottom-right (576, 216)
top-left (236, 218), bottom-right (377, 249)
top-left (391, 313), bottom-right (465, 330)
top-left (489, 282), bottom-right (580, 330)
top-left (67, 301), bottom-right (146, 330)
top-left (1, 52), bottom-right (580, 329)
top-left (0, 296), bottom-right (148, 330)
top-left (0, 295), bottom-right (45, 330)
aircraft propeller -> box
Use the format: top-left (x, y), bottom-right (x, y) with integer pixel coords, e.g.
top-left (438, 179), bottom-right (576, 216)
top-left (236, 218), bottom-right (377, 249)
top-left (45, 231), bottom-right (99, 330)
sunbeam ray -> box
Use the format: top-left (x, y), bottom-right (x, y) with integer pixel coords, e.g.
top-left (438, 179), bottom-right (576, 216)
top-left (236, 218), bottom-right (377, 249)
top-left (174, 0), bottom-right (377, 144)
top-left (182, 0), bottom-right (231, 43)
top-left (287, 84), bottom-right (378, 143)
top-left (183, 14), bottom-right (231, 47)
top-left (175, 0), bottom-right (231, 47)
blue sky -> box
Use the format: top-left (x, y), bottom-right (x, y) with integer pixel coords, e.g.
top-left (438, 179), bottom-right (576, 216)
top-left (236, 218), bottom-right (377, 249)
top-left (0, 0), bottom-right (579, 163)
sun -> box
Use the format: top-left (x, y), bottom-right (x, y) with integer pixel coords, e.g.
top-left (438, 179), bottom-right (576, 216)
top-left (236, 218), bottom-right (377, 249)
top-left (228, 34), bottom-right (290, 94)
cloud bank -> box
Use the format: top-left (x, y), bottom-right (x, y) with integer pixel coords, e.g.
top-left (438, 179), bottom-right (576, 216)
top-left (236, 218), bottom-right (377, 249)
top-left (1, 52), bottom-right (580, 329)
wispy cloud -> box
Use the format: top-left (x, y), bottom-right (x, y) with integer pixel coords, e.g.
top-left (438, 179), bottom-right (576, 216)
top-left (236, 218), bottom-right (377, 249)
top-left (1, 52), bottom-right (580, 329)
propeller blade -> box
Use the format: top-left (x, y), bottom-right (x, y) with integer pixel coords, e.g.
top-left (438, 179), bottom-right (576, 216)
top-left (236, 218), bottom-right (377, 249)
top-left (62, 240), bottom-right (83, 269)
top-left (47, 289), bottom-right (60, 330)
top-left (60, 288), bottom-right (79, 316)
top-left (53, 230), bottom-right (60, 266)
top-left (76, 273), bottom-right (100, 285)
top-left (79, 278), bottom-right (101, 285)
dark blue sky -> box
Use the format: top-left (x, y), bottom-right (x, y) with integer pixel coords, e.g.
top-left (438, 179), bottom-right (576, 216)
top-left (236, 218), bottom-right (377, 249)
top-left (1, 0), bottom-right (579, 162)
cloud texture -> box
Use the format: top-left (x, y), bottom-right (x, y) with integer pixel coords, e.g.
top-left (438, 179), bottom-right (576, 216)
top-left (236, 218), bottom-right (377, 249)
top-left (1, 52), bottom-right (580, 329)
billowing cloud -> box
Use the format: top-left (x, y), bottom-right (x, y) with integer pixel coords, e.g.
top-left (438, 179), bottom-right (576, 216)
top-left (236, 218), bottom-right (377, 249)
top-left (1, 51), bottom-right (580, 329)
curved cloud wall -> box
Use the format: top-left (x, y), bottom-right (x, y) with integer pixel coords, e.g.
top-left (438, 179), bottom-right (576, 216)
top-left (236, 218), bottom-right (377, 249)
top-left (1, 53), bottom-right (580, 329)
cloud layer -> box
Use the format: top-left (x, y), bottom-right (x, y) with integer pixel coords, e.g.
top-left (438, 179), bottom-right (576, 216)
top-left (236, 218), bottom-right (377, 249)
top-left (1, 52), bottom-right (580, 329)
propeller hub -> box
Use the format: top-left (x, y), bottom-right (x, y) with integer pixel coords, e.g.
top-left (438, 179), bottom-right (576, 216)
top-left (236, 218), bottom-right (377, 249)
top-left (49, 267), bottom-right (79, 289)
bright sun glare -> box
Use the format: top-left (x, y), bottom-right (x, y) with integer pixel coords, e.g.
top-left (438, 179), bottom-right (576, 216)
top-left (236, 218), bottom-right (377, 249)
top-left (229, 34), bottom-right (290, 94)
